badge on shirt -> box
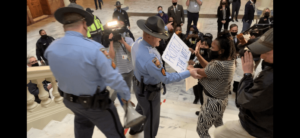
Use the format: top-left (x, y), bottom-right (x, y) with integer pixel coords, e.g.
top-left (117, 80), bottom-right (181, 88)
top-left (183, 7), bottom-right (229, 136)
top-left (43, 43), bottom-right (47, 45)
top-left (194, 5), bottom-right (197, 7)
top-left (161, 68), bottom-right (166, 76)
top-left (152, 57), bottom-right (161, 68)
top-left (122, 55), bottom-right (128, 60)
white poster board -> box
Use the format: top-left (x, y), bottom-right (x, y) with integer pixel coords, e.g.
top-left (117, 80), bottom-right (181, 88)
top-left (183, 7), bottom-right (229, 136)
top-left (162, 33), bottom-right (191, 73)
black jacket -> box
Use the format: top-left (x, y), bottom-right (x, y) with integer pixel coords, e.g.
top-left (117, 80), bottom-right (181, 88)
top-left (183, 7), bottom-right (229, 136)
top-left (36, 36), bottom-right (55, 61)
top-left (236, 62), bottom-right (273, 138)
top-left (113, 9), bottom-right (130, 27)
top-left (27, 80), bottom-right (51, 103)
top-left (217, 6), bottom-right (231, 23)
top-left (242, 1), bottom-right (255, 22)
top-left (258, 17), bottom-right (272, 24)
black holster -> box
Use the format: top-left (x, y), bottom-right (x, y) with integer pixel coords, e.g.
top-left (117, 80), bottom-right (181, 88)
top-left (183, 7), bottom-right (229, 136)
top-left (92, 88), bottom-right (111, 110)
top-left (145, 84), bottom-right (161, 101)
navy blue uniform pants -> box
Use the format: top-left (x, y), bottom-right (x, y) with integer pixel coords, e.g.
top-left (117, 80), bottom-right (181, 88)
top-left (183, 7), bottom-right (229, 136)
top-left (63, 98), bottom-right (125, 138)
top-left (130, 83), bottom-right (161, 138)
top-left (94, 0), bottom-right (103, 9)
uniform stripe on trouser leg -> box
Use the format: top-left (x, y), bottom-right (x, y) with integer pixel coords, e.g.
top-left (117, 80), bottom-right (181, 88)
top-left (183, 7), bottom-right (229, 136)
top-left (196, 92), bottom-right (228, 138)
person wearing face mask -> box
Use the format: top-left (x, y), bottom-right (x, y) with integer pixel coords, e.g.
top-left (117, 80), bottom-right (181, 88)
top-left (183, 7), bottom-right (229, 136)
top-left (112, 1), bottom-right (130, 30)
top-left (190, 35), bottom-right (213, 116)
top-left (27, 56), bottom-right (52, 103)
top-left (214, 28), bottom-right (273, 138)
top-left (241, 0), bottom-right (256, 33)
top-left (129, 16), bottom-right (202, 138)
top-left (188, 30), bottom-right (236, 138)
top-left (217, 0), bottom-right (231, 36)
top-left (258, 8), bottom-right (272, 24)
top-left (36, 29), bottom-right (55, 66)
top-left (184, 25), bottom-right (200, 60)
top-left (167, 0), bottom-right (185, 27)
top-left (156, 6), bottom-right (169, 24)
top-left (44, 3), bottom-right (134, 138)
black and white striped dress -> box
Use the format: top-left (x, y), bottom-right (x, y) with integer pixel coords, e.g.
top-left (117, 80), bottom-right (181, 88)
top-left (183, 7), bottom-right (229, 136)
top-left (197, 59), bottom-right (235, 138)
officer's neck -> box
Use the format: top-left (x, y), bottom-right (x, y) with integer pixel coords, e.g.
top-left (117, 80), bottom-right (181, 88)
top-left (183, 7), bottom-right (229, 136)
top-left (64, 28), bottom-right (86, 37)
top-left (143, 39), bottom-right (157, 48)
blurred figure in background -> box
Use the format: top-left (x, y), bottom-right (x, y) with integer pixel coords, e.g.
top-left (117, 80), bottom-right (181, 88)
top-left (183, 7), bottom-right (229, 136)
top-left (258, 8), bottom-right (272, 24)
top-left (86, 8), bottom-right (104, 45)
top-left (94, 0), bottom-right (103, 10)
top-left (217, 0), bottom-right (231, 35)
top-left (186, 0), bottom-right (203, 35)
top-left (113, 1), bottom-right (130, 30)
top-left (27, 56), bottom-right (52, 103)
top-left (231, 0), bottom-right (241, 22)
top-left (36, 29), bottom-right (55, 65)
top-left (168, 0), bottom-right (185, 27)
top-left (241, 0), bottom-right (256, 33)
top-left (157, 6), bottom-right (169, 24)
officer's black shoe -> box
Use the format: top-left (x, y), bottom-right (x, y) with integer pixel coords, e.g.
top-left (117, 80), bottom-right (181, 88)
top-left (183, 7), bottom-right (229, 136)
top-left (129, 126), bottom-right (144, 135)
top-left (195, 111), bottom-right (200, 116)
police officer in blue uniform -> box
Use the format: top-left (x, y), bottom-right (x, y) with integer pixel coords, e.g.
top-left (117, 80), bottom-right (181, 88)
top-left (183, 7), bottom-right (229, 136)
top-left (129, 16), bottom-right (201, 138)
top-left (44, 3), bottom-right (132, 138)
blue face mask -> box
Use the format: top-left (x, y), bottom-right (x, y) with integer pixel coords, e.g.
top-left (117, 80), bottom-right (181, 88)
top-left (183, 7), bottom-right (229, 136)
top-left (158, 10), bottom-right (163, 14)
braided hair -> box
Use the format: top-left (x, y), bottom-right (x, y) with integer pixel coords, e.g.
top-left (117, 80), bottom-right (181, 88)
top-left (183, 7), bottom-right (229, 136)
top-left (215, 30), bottom-right (236, 61)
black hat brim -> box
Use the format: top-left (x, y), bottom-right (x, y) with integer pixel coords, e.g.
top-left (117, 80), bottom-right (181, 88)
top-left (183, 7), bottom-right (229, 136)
top-left (54, 7), bottom-right (94, 26)
top-left (137, 20), bottom-right (169, 39)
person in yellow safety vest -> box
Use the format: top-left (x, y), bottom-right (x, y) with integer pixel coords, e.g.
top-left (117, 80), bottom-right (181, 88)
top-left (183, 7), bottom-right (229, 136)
top-left (86, 8), bottom-right (104, 44)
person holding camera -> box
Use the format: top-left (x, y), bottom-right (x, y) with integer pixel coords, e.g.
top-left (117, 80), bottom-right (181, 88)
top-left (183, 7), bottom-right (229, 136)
top-left (188, 30), bottom-right (236, 138)
top-left (107, 26), bottom-right (134, 98)
top-left (44, 3), bottom-right (133, 138)
top-left (214, 28), bottom-right (273, 138)
top-left (217, 0), bottom-right (231, 35)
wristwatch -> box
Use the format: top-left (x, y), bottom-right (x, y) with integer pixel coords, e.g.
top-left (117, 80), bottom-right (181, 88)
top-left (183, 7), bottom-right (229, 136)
top-left (109, 39), bottom-right (113, 42)
top-left (244, 73), bottom-right (252, 77)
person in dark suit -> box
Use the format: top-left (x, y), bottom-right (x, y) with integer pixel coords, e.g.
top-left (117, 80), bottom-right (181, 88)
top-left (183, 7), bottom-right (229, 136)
top-left (112, 1), bottom-right (130, 30)
top-left (258, 8), bottom-right (271, 24)
top-left (229, 24), bottom-right (239, 53)
top-left (36, 29), bottom-right (55, 65)
top-left (241, 0), bottom-right (256, 33)
top-left (217, 0), bottom-right (231, 35)
top-left (167, 0), bottom-right (185, 27)
top-left (231, 0), bottom-right (241, 22)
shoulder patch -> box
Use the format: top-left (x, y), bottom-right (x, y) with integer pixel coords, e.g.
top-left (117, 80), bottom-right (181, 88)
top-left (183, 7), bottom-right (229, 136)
top-left (112, 61), bottom-right (116, 69)
top-left (152, 57), bottom-right (161, 68)
top-left (161, 68), bottom-right (166, 76)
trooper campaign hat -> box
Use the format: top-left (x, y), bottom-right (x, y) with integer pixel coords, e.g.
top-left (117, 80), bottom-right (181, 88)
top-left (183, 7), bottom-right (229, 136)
top-left (86, 8), bottom-right (94, 13)
top-left (137, 16), bottom-right (169, 39)
top-left (115, 1), bottom-right (123, 6)
top-left (54, 3), bottom-right (94, 26)
top-left (248, 28), bottom-right (273, 54)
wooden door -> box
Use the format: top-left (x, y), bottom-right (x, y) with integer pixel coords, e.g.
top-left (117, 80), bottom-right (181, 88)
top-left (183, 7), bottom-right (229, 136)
top-left (27, 0), bottom-right (43, 18)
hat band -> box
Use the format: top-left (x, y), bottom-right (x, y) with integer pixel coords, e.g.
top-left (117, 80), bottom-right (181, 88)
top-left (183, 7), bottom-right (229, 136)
top-left (260, 40), bottom-right (273, 49)
top-left (143, 24), bottom-right (165, 36)
top-left (63, 18), bottom-right (85, 25)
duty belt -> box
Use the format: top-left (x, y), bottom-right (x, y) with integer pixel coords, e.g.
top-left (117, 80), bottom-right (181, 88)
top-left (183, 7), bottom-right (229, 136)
top-left (58, 87), bottom-right (111, 110)
top-left (132, 76), bottom-right (162, 91)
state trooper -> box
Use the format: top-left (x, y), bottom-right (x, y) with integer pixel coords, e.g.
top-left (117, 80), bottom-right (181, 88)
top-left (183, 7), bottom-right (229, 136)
top-left (129, 16), bottom-right (201, 138)
top-left (44, 3), bottom-right (133, 138)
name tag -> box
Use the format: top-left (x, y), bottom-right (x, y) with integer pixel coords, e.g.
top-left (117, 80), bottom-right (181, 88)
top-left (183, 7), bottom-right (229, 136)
top-left (122, 55), bottom-right (128, 60)
top-left (194, 5), bottom-right (197, 7)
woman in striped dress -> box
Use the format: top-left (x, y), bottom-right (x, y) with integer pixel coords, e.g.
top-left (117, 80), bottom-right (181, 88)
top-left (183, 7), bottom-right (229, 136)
top-left (188, 30), bottom-right (236, 138)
